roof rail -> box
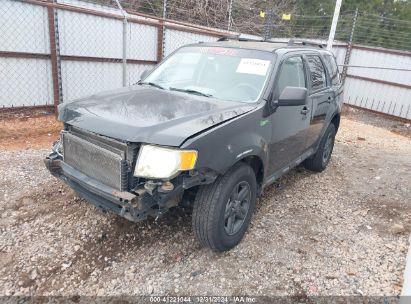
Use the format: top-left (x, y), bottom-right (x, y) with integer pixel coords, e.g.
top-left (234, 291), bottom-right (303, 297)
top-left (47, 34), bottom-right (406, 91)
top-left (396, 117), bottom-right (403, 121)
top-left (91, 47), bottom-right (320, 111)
top-left (217, 35), bottom-right (241, 41)
top-left (217, 36), bottom-right (289, 44)
top-left (288, 39), bottom-right (324, 48)
top-left (218, 35), bottom-right (267, 42)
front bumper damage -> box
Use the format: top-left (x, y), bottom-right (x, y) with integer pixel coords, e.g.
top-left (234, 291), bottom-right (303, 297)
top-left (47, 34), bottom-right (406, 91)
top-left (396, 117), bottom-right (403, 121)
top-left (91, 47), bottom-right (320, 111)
top-left (44, 152), bottom-right (217, 222)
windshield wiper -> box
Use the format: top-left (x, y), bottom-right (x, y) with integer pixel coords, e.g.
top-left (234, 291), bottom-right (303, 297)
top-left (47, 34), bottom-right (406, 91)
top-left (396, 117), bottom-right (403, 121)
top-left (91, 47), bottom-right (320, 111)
top-left (169, 87), bottom-right (212, 97)
top-left (139, 81), bottom-right (166, 90)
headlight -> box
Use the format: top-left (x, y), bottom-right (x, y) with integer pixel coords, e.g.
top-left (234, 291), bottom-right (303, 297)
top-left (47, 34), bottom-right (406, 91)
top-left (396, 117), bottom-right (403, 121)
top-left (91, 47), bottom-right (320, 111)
top-left (134, 145), bottom-right (198, 179)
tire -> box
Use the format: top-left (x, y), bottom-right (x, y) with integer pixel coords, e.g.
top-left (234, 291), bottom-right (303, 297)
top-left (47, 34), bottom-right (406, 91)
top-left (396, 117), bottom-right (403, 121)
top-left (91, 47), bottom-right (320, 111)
top-left (192, 162), bottom-right (257, 252)
top-left (304, 123), bottom-right (336, 172)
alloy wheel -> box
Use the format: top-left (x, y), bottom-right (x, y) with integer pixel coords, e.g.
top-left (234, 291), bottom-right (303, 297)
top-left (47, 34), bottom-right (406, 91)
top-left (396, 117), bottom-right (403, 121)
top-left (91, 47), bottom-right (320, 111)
top-left (224, 181), bottom-right (251, 235)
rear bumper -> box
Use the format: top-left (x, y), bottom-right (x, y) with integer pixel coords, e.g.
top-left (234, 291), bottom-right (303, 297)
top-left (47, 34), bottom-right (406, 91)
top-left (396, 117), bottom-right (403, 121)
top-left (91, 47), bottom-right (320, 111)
top-left (44, 154), bottom-right (180, 222)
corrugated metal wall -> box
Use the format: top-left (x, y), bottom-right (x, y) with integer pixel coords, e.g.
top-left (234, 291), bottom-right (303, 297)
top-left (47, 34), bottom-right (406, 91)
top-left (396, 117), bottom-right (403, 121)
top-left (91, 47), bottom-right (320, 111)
top-left (333, 45), bottom-right (411, 119)
top-left (344, 77), bottom-right (410, 118)
top-left (349, 48), bottom-right (409, 86)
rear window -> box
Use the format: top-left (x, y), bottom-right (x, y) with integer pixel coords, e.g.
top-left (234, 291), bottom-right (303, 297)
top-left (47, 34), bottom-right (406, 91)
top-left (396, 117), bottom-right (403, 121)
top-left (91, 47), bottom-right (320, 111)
top-left (306, 55), bottom-right (327, 92)
top-left (323, 54), bottom-right (341, 86)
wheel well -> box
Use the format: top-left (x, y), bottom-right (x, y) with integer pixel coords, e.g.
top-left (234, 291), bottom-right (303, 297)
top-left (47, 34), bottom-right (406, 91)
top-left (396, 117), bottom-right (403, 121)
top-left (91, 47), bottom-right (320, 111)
top-left (331, 113), bottom-right (341, 132)
top-left (240, 155), bottom-right (264, 187)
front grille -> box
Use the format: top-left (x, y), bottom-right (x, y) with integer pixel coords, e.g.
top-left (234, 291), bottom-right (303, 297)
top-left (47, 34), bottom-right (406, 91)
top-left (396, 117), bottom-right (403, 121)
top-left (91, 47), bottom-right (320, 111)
top-left (62, 131), bottom-right (128, 191)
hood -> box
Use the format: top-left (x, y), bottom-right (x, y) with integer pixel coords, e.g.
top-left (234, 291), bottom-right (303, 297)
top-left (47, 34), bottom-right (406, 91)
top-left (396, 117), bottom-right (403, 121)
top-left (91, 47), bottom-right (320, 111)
top-left (58, 85), bottom-right (256, 146)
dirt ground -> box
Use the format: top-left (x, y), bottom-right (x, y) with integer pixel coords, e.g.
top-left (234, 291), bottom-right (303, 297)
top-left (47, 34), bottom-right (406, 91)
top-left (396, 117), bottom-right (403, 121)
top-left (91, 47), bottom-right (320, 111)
top-left (0, 113), bottom-right (62, 150)
top-left (0, 108), bottom-right (410, 296)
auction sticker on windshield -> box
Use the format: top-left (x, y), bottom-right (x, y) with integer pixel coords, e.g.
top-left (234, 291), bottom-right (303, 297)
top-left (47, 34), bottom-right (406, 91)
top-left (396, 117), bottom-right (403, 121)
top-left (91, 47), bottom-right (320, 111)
top-left (236, 58), bottom-right (270, 76)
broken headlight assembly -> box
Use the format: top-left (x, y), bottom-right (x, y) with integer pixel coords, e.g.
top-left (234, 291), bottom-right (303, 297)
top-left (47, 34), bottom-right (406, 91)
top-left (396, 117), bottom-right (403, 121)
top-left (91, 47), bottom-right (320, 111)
top-left (52, 137), bottom-right (63, 157)
top-left (134, 144), bottom-right (197, 180)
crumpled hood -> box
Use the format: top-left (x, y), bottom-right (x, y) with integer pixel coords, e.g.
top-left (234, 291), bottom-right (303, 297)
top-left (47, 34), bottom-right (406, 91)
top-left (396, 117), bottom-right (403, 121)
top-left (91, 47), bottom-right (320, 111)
top-left (58, 85), bottom-right (256, 146)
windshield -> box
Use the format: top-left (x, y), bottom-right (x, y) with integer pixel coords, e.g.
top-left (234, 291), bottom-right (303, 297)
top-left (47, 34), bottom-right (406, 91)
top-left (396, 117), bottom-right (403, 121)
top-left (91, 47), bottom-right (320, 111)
top-left (142, 46), bottom-right (275, 103)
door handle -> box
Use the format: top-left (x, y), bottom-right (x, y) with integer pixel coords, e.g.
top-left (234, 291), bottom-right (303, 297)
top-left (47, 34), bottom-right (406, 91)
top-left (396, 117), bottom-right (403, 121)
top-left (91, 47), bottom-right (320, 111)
top-left (301, 107), bottom-right (310, 115)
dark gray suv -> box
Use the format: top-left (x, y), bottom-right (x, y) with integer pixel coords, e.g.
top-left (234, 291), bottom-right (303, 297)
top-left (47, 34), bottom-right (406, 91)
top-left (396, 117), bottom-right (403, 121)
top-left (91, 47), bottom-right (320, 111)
top-left (45, 38), bottom-right (343, 251)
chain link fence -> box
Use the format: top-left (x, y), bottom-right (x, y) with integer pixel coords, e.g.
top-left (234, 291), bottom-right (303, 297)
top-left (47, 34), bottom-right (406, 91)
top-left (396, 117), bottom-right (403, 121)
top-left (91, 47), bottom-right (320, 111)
top-left (0, 0), bottom-right (53, 109)
top-left (0, 0), bottom-right (215, 110)
top-left (1, 0), bottom-right (410, 119)
top-left (57, 1), bottom-right (159, 101)
top-left (353, 13), bottom-right (411, 50)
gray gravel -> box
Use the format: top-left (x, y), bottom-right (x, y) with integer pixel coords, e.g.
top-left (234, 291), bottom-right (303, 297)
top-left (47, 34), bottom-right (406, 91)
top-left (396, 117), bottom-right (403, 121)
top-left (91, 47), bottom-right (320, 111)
top-left (0, 114), bottom-right (410, 296)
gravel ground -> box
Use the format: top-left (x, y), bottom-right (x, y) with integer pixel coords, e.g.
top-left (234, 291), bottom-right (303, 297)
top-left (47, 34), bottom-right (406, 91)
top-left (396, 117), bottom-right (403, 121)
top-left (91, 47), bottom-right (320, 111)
top-left (0, 112), bottom-right (410, 297)
top-left (345, 107), bottom-right (411, 139)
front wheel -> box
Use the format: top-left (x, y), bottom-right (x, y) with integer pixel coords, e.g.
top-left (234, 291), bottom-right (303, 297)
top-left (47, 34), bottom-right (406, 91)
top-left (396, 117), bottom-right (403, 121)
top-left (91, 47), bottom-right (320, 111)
top-left (192, 163), bottom-right (257, 251)
top-left (304, 123), bottom-right (336, 172)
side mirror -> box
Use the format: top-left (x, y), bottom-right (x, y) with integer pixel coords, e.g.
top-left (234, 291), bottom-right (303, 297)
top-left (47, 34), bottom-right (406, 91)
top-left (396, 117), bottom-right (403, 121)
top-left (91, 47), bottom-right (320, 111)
top-left (140, 69), bottom-right (151, 80)
top-left (277, 86), bottom-right (307, 106)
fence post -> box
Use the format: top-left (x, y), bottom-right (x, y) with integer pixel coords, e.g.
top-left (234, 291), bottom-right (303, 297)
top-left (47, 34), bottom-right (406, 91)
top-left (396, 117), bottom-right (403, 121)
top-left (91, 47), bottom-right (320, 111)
top-left (157, 23), bottom-right (165, 62)
top-left (122, 18), bottom-right (127, 86)
top-left (162, 0), bottom-right (167, 19)
top-left (227, 0), bottom-right (233, 31)
top-left (47, 1), bottom-right (63, 115)
top-left (342, 8), bottom-right (358, 83)
top-left (157, 0), bottom-right (167, 62)
top-left (115, 0), bottom-right (128, 87)
top-left (263, 8), bottom-right (274, 40)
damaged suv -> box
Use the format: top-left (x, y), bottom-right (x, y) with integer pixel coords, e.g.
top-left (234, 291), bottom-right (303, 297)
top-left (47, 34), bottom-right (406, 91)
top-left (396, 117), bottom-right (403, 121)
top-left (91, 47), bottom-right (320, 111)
top-left (45, 38), bottom-right (343, 251)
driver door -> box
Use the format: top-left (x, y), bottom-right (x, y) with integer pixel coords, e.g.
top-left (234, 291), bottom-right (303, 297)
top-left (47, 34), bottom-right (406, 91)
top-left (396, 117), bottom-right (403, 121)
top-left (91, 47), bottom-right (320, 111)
top-left (267, 55), bottom-right (311, 175)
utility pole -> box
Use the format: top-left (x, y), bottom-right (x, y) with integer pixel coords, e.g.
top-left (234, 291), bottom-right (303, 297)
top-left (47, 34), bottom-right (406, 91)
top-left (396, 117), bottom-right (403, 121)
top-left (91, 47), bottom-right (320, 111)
top-left (327, 0), bottom-right (343, 50)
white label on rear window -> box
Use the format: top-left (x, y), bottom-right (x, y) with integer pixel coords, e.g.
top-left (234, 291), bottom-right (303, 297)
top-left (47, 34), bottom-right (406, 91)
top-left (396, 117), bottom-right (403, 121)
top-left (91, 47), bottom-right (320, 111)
top-left (236, 58), bottom-right (270, 76)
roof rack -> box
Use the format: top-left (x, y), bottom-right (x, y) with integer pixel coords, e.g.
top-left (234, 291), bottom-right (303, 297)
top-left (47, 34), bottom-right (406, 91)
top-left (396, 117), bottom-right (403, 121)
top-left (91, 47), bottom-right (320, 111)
top-left (217, 36), bottom-right (325, 49)
top-left (217, 36), bottom-right (288, 44)
top-left (217, 35), bottom-right (241, 41)
top-left (217, 35), bottom-right (266, 42)
top-left (288, 39), bottom-right (324, 48)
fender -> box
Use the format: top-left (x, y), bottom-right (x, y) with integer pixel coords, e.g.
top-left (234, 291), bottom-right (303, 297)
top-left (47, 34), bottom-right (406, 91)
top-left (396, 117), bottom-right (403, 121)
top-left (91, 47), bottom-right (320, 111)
top-left (181, 105), bottom-right (270, 177)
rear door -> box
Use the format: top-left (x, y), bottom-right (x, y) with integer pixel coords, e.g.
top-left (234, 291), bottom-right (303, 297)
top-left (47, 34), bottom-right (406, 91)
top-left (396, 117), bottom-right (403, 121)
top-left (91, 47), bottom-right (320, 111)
top-left (323, 53), bottom-right (344, 110)
top-left (304, 54), bottom-right (333, 149)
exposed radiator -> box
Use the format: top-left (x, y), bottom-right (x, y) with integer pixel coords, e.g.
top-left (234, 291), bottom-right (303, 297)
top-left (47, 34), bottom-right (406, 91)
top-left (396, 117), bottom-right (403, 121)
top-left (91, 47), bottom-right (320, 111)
top-left (62, 131), bottom-right (127, 191)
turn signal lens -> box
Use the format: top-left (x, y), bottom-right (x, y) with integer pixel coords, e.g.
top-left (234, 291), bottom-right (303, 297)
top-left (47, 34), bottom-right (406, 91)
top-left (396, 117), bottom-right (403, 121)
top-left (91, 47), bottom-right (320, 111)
top-left (180, 151), bottom-right (198, 170)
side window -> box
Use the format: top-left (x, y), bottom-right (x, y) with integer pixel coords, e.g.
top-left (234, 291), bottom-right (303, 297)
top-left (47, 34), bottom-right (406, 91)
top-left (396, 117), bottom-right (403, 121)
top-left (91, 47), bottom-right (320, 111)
top-left (323, 54), bottom-right (341, 86)
top-left (275, 56), bottom-right (306, 99)
top-left (306, 55), bottom-right (327, 91)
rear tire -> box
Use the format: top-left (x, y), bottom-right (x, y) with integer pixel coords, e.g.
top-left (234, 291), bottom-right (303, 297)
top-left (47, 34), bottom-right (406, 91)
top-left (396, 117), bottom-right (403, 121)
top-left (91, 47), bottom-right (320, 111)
top-left (192, 163), bottom-right (257, 252)
top-left (304, 123), bottom-right (336, 172)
